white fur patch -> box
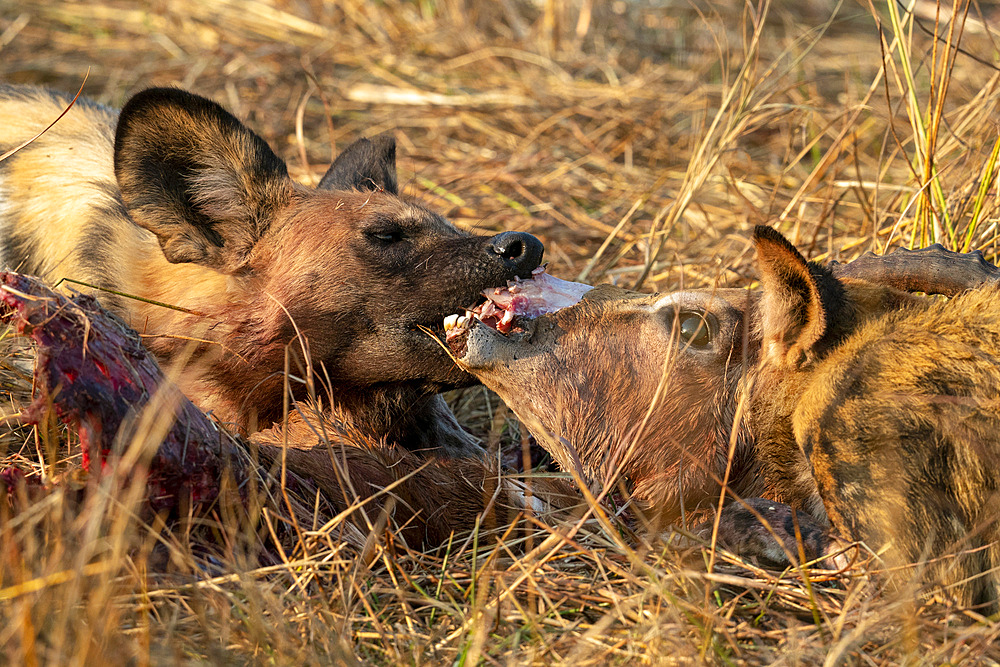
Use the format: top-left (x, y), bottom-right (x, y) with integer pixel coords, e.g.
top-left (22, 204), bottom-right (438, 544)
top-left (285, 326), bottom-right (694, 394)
top-left (190, 170), bottom-right (251, 223)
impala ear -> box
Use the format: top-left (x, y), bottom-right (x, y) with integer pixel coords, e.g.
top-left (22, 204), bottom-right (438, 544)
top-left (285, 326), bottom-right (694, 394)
top-left (753, 226), bottom-right (843, 368)
top-left (317, 134), bottom-right (398, 195)
top-left (114, 87), bottom-right (292, 272)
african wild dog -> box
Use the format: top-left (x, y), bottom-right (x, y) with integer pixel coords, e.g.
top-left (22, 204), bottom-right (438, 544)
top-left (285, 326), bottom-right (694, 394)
top-left (448, 227), bottom-right (1000, 607)
top-left (0, 85), bottom-right (544, 454)
top-left (752, 226), bottom-right (1000, 609)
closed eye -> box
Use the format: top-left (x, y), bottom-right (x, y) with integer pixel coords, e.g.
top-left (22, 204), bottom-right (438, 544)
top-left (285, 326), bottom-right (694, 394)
top-left (367, 229), bottom-right (405, 244)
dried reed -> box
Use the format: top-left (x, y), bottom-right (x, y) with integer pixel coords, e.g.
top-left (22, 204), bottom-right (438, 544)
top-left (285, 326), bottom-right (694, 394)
top-left (2, 0), bottom-right (1000, 663)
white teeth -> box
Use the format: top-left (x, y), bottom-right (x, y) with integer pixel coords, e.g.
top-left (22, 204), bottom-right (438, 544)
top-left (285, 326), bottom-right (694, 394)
top-left (444, 313), bottom-right (473, 334)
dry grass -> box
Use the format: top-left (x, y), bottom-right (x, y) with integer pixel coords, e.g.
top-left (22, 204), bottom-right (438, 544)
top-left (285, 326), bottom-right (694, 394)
top-left (3, 0), bottom-right (1000, 663)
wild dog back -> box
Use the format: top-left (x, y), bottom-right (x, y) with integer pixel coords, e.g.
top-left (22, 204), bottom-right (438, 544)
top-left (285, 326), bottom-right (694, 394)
top-left (753, 226), bottom-right (1000, 609)
top-left (0, 85), bottom-right (544, 450)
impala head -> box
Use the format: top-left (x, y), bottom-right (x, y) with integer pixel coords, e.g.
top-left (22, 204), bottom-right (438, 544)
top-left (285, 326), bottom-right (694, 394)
top-left (450, 279), bottom-right (761, 523)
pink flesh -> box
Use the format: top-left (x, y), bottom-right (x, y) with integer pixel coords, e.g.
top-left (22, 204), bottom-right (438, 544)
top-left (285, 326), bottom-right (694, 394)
top-left (467, 267), bottom-right (592, 335)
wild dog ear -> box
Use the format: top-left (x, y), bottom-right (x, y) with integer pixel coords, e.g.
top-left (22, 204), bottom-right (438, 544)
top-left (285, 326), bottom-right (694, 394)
top-left (114, 88), bottom-right (291, 271)
top-left (753, 225), bottom-right (834, 368)
top-left (317, 134), bottom-right (399, 195)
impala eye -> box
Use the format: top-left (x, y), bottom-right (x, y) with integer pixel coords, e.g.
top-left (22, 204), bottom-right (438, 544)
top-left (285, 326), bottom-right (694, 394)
top-left (678, 311), bottom-right (713, 347)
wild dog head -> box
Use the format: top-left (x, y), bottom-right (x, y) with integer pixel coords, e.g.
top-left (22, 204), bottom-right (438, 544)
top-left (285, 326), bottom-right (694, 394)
top-left (749, 226), bottom-right (921, 519)
top-left (111, 88), bottom-right (544, 432)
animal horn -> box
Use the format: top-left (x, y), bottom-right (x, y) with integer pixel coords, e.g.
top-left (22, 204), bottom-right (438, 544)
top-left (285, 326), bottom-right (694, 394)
top-left (829, 244), bottom-right (1000, 297)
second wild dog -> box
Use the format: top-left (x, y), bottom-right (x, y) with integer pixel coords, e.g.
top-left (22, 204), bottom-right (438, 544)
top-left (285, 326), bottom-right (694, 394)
top-left (0, 85), bottom-right (545, 454)
top-left (751, 226), bottom-right (1000, 609)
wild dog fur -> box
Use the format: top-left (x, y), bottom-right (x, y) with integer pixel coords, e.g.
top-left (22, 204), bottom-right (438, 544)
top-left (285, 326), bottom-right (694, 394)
top-left (0, 85), bottom-right (544, 454)
top-left (752, 226), bottom-right (1000, 609)
top-left (251, 406), bottom-right (580, 549)
top-left (457, 228), bottom-right (1000, 607)
top-left (0, 267), bottom-right (578, 552)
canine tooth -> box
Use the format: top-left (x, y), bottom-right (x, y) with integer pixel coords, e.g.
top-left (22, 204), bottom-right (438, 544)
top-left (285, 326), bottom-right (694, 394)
top-left (444, 314), bottom-right (460, 331)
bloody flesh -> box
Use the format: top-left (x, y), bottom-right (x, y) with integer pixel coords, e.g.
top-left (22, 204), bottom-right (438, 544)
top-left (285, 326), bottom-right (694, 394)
top-left (0, 272), bottom-right (246, 511)
top-left (447, 267), bottom-right (592, 339)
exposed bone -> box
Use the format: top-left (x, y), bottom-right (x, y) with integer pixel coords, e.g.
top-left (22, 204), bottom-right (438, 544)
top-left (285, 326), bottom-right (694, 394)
top-left (831, 244), bottom-right (1000, 297)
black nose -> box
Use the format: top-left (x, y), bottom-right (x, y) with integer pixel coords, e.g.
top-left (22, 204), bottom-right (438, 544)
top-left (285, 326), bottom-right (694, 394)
top-left (489, 231), bottom-right (544, 277)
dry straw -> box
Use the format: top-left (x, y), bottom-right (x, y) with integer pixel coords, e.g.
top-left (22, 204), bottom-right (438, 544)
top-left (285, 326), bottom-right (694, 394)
top-left (2, 0), bottom-right (1000, 663)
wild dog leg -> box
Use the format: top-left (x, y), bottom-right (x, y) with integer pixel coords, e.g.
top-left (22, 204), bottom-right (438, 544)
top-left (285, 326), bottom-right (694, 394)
top-left (252, 414), bottom-right (578, 549)
top-left (0, 272), bottom-right (247, 512)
